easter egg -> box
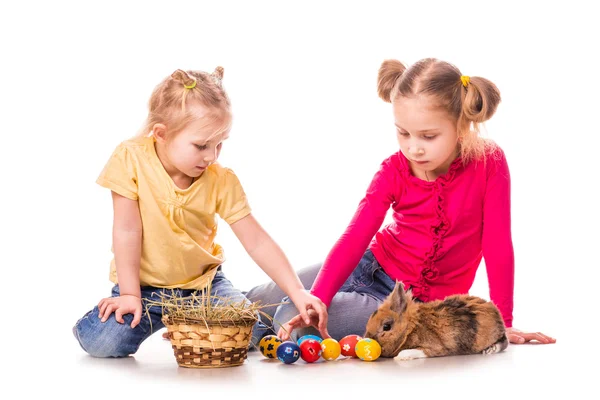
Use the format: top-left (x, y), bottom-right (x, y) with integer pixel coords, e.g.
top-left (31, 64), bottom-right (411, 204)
top-left (297, 334), bottom-right (322, 346)
top-left (299, 339), bottom-right (322, 363)
top-left (339, 334), bottom-right (362, 357)
top-left (355, 338), bottom-right (381, 361)
top-left (320, 338), bottom-right (341, 361)
top-left (258, 335), bottom-right (282, 359)
top-left (276, 341), bottom-right (301, 364)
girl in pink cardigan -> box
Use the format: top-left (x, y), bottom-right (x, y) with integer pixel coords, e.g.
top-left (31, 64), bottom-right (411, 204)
top-left (246, 58), bottom-right (555, 346)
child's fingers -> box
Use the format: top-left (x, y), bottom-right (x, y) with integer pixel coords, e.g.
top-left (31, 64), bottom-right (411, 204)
top-left (507, 332), bottom-right (525, 344)
top-left (539, 333), bottom-right (556, 343)
top-left (298, 308), bottom-right (311, 325)
top-left (98, 300), bottom-right (109, 318)
top-left (318, 323), bottom-right (330, 339)
top-left (287, 314), bottom-right (300, 326)
top-left (99, 303), bottom-right (110, 321)
top-left (131, 307), bottom-right (142, 329)
top-left (316, 311), bottom-right (329, 339)
top-left (521, 332), bottom-right (554, 344)
top-left (115, 309), bottom-right (124, 324)
top-left (521, 332), bottom-right (544, 343)
top-left (278, 326), bottom-right (290, 341)
top-left (288, 314), bottom-right (304, 329)
top-left (538, 332), bottom-right (556, 343)
top-left (101, 304), bottom-right (115, 322)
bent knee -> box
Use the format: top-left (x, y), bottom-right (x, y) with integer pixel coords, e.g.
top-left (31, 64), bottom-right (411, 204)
top-left (73, 312), bottom-right (141, 358)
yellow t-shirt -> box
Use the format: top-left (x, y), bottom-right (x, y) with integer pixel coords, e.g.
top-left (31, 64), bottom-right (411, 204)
top-left (96, 136), bottom-right (251, 290)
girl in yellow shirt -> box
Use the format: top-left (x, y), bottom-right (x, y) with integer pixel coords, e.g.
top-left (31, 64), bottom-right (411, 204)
top-left (73, 67), bottom-right (327, 357)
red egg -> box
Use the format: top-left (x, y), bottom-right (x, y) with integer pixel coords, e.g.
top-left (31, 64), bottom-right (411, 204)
top-left (339, 334), bottom-right (363, 357)
top-left (299, 339), bottom-right (322, 363)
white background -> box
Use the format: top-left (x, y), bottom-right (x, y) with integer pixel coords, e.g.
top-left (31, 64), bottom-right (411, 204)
top-left (1, 0), bottom-right (598, 397)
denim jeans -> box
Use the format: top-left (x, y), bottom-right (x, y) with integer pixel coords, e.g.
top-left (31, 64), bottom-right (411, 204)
top-left (245, 249), bottom-right (397, 342)
top-left (73, 268), bottom-right (267, 358)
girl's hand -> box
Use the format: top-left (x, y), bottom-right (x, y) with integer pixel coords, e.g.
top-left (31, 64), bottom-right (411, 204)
top-left (98, 295), bottom-right (143, 329)
top-left (506, 327), bottom-right (556, 344)
top-left (278, 290), bottom-right (330, 340)
top-left (278, 310), bottom-right (327, 341)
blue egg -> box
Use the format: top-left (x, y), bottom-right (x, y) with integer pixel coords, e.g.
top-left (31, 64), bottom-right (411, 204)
top-left (297, 334), bottom-right (323, 346)
top-left (276, 341), bottom-right (301, 364)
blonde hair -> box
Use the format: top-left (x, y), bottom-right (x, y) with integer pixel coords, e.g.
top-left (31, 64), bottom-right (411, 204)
top-left (138, 67), bottom-right (231, 139)
top-left (377, 58), bottom-right (501, 163)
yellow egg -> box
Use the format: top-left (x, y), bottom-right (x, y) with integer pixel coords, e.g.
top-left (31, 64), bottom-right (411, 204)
top-left (355, 338), bottom-right (381, 361)
top-left (259, 335), bottom-right (282, 359)
top-left (320, 338), bottom-right (341, 361)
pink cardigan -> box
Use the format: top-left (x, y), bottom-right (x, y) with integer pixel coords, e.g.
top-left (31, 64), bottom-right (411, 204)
top-left (311, 147), bottom-right (514, 327)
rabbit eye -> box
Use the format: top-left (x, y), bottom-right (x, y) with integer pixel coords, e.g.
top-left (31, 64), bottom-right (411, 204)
top-left (383, 322), bottom-right (392, 331)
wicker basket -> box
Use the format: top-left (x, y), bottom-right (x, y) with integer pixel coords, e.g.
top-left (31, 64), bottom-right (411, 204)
top-left (163, 316), bottom-right (256, 368)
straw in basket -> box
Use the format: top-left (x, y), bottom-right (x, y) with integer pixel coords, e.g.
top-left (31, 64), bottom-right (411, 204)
top-left (163, 316), bottom-right (256, 368)
top-left (148, 290), bottom-right (263, 369)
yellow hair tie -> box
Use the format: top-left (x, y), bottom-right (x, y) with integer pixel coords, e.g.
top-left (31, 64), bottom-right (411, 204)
top-left (460, 75), bottom-right (470, 87)
top-left (184, 80), bottom-right (197, 90)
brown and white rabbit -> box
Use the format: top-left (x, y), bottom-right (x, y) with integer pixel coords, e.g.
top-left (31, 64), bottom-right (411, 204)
top-left (364, 282), bottom-right (508, 360)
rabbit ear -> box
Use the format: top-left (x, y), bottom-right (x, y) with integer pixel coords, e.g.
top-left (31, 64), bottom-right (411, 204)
top-left (390, 281), bottom-right (408, 314)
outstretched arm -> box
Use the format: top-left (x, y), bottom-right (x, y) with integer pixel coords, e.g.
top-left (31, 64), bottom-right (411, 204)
top-left (280, 157), bottom-right (399, 339)
top-left (231, 213), bottom-right (329, 336)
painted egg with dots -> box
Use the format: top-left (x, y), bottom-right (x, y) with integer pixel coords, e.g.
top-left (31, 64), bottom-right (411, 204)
top-left (300, 339), bottom-right (322, 363)
top-left (320, 338), bottom-right (341, 361)
top-left (339, 334), bottom-right (362, 357)
top-left (297, 334), bottom-right (322, 346)
top-left (355, 338), bottom-right (381, 361)
top-left (258, 335), bottom-right (282, 359)
top-left (276, 341), bottom-right (301, 364)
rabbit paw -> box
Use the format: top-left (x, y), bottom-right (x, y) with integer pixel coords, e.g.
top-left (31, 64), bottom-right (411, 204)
top-left (395, 349), bottom-right (427, 361)
top-left (482, 342), bottom-right (505, 354)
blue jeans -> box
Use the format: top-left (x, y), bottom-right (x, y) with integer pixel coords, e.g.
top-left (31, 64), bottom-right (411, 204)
top-left (245, 249), bottom-right (396, 341)
top-left (73, 268), bottom-right (267, 358)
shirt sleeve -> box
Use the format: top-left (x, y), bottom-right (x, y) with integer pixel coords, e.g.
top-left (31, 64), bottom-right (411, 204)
top-left (482, 148), bottom-right (515, 328)
top-left (216, 168), bottom-right (252, 225)
top-left (310, 157), bottom-right (398, 307)
top-left (96, 143), bottom-right (139, 200)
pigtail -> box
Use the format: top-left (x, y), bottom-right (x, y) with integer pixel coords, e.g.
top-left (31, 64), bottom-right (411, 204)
top-left (456, 76), bottom-right (502, 163)
top-left (461, 76), bottom-right (501, 123)
top-left (171, 69), bottom-right (199, 111)
top-left (171, 69), bottom-right (197, 88)
top-left (212, 66), bottom-right (224, 80)
top-left (377, 59), bottom-right (407, 103)
top-left (209, 66), bottom-right (225, 87)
